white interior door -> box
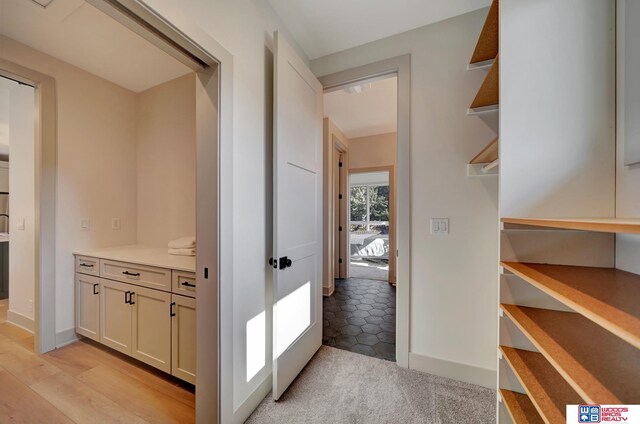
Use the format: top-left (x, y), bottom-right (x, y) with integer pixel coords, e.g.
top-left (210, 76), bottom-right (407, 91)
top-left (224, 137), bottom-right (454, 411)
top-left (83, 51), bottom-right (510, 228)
top-left (272, 31), bottom-right (323, 400)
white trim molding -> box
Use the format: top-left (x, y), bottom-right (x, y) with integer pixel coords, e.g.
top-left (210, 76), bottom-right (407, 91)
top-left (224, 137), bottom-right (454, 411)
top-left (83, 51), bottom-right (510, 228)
top-left (55, 328), bottom-right (79, 348)
top-left (6, 310), bottom-right (35, 333)
top-left (409, 352), bottom-right (497, 389)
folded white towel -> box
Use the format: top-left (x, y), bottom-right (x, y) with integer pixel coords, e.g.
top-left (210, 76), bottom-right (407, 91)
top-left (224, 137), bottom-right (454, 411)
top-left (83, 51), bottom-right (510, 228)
top-left (168, 248), bottom-right (196, 256)
top-left (168, 236), bottom-right (196, 249)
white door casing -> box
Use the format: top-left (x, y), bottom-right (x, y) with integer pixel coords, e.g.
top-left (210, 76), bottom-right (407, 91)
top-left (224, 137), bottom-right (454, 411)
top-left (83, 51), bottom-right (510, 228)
top-left (272, 31), bottom-right (324, 400)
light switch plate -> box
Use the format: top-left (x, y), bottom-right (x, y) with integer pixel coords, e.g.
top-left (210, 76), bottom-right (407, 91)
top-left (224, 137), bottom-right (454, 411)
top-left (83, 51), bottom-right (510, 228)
top-left (430, 218), bottom-right (449, 235)
top-left (17, 218), bottom-right (25, 231)
top-left (80, 218), bottom-right (90, 231)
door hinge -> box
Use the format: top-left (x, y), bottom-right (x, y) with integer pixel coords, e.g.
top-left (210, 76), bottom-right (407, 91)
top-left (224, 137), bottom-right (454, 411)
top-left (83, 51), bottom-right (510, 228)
top-left (338, 161), bottom-right (343, 167)
top-left (339, 258), bottom-right (343, 264)
top-left (338, 194), bottom-right (343, 200)
top-left (339, 226), bottom-right (342, 231)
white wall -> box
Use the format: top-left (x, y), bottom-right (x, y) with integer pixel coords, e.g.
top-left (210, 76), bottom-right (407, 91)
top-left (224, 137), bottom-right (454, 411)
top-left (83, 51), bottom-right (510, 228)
top-left (616, 0), bottom-right (640, 274)
top-left (0, 36), bottom-right (139, 336)
top-left (500, 0), bottom-right (615, 219)
top-left (311, 10), bottom-right (499, 384)
top-left (128, 1), bottom-right (308, 422)
top-left (137, 73), bottom-right (196, 247)
top-left (8, 83), bottom-right (35, 325)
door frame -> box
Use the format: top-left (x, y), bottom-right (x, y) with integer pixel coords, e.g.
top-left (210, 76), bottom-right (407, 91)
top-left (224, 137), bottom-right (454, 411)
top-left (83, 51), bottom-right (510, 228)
top-left (348, 165), bottom-right (396, 285)
top-left (318, 54), bottom-right (410, 367)
top-left (0, 59), bottom-right (56, 354)
top-left (2, 1), bottom-right (234, 421)
top-left (323, 118), bottom-right (349, 296)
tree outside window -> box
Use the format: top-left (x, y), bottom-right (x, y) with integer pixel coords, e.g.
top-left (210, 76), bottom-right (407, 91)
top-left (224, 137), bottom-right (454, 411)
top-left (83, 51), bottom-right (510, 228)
top-left (349, 184), bottom-right (389, 233)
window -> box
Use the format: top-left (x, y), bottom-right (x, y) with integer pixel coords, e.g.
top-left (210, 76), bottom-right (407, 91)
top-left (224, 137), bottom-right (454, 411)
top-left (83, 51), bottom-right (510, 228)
top-left (349, 184), bottom-right (389, 233)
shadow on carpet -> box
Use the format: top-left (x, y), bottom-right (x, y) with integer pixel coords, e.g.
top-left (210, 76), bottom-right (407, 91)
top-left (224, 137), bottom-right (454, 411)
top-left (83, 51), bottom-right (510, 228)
top-left (246, 346), bottom-right (495, 423)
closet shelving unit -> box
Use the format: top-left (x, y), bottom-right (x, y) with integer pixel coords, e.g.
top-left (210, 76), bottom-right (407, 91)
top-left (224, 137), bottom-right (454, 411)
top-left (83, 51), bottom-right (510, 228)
top-left (498, 218), bottom-right (640, 422)
top-left (467, 0), bottom-right (499, 176)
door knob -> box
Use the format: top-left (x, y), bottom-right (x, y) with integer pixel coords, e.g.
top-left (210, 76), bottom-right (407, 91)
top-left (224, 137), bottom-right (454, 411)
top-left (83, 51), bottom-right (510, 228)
top-left (278, 256), bottom-right (292, 270)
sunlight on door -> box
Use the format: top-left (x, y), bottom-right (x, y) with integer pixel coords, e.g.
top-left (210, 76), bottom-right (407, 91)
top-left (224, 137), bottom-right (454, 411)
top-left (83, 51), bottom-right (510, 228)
top-left (246, 310), bottom-right (266, 382)
top-left (275, 281), bottom-right (311, 358)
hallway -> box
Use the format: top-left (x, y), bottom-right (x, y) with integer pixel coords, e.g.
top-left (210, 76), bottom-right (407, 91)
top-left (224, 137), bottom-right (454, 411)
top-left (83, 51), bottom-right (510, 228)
top-left (323, 278), bottom-right (396, 361)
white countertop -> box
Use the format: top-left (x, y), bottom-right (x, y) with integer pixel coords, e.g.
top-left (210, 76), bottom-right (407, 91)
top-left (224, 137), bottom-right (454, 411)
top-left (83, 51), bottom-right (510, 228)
top-left (0, 233), bottom-right (8, 243)
top-left (74, 245), bottom-right (196, 273)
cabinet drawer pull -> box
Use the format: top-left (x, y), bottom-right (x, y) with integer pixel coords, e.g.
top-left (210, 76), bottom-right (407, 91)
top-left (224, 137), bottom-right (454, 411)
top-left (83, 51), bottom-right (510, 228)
top-left (93, 283), bottom-right (99, 295)
top-left (122, 271), bottom-right (140, 278)
top-left (170, 302), bottom-right (176, 317)
top-left (181, 281), bottom-right (196, 288)
top-left (80, 263), bottom-right (94, 268)
top-left (129, 292), bottom-right (136, 305)
top-left (125, 291), bottom-right (131, 304)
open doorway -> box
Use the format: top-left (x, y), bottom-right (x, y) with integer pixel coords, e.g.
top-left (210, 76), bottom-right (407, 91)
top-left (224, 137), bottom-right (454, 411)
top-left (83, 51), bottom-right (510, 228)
top-left (321, 75), bottom-right (398, 361)
top-left (349, 169), bottom-right (393, 282)
top-left (1, 0), bottom-right (230, 421)
top-left (0, 74), bottom-right (36, 333)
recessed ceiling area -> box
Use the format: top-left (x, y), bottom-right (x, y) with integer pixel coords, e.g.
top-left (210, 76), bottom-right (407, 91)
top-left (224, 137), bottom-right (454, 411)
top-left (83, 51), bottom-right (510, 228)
top-left (267, 0), bottom-right (491, 59)
top-left (324, 77), bottom-right (397, 139)
top-left (0, 0), bottom-right (192, 92)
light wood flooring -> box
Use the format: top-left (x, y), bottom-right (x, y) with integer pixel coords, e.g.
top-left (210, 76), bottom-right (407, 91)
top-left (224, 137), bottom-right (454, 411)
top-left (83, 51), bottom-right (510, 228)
top-left (0, 318), bottom-right (195, 423)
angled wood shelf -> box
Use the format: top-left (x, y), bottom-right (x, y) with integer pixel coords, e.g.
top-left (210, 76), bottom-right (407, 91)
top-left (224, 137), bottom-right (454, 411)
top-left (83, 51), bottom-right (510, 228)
top-left (502, 262), bottom-right (640, 350)
top-left (470, 137), bottom-right (499, 164)
top-left (470, 55), bottom-right (499, 109)
top-left (500, 346), bottom-right (582, 424)
top-left (470, 0), bottom-right (499, 64)
top-left (500, 389), bottom-right (544, 424)
top-left (500, 217), bottom-right (640, 234)
top-left (501, 304), bottom-right (640, 404)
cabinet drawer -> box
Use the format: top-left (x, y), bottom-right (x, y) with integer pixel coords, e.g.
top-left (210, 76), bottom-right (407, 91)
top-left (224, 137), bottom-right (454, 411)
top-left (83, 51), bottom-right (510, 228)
top-left (100, 259), bottom-right (171, 292)
top-left (172, 270), bottom-right (196, 298)
top-left (76, 256), bottom-right (100, 277)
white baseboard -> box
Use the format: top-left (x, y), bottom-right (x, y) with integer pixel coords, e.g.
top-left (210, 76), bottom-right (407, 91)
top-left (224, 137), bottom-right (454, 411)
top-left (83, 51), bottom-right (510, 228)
top-left (232, 372), bottom-right (272, 424)
top-left (6, 310), bottom-right (35, 333)
top-left (409, 352), bottom-right (496, 389)
top-left (56, 328), bottom-right (79, 348)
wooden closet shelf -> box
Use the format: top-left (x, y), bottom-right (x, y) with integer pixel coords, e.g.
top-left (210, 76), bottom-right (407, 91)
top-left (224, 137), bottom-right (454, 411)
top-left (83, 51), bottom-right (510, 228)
top-left (502, 262), bottom-right (640, 349)
top-left (470, 137), bottom-right (499, 164)
top-left (501, 304), bottom-right (640, 404)
top-left (470, 0), bottom-right (499, 64)
top-left (500, 346), bottom-right (582, 424)
top-left (500, 389), bottom-right (544, 424)
top-left (501, 217), bottom-right (640, 234)
top-left (470, 55), bottom-right (499, 109)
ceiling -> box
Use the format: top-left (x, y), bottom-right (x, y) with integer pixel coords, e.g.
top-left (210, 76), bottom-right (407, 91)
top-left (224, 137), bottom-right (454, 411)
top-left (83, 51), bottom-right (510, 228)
top-left (267, 0), bottom-right (491, 59)
top-left (0, 0), bottom-right (192, 92)
top-left (324, 77), bottom-right (397, 139)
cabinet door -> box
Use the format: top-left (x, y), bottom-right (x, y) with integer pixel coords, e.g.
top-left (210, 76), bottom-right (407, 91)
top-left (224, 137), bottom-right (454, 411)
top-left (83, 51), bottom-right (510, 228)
top-left (100, 279), bottom-right (133, 355)
top-left (131, 286), bottom-right (172, 373)
top-left (171, 294), bottom-right (196, 384)
top-left (75, 273), bottom-right (100, 341)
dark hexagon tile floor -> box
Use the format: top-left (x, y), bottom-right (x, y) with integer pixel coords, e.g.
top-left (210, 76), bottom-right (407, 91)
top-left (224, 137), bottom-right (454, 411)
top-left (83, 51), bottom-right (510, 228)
top-left (322, 278), bottom-right (396, 361)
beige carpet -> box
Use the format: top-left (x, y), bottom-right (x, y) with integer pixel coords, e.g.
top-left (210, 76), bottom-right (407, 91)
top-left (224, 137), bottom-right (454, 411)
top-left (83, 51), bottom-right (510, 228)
top-left (247, 346), bottom-right (495, 423)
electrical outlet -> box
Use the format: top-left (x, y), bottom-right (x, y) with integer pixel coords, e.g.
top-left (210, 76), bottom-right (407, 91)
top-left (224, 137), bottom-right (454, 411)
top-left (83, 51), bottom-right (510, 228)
top-left (80, 218), bottom-right (90, 231)
top-left (28, 299), bottom-right (33, 313)
top-left (17, 218), bottom-right (25, 231)
top-left (430, 218), bottom-right (449, 235)
top-left (111, 218), bottom-right (121, 230)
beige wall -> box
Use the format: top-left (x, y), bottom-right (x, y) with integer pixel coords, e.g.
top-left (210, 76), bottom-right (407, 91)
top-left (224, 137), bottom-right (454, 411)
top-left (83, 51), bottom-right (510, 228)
top-left (0, 36), bottom-right (139, 334)
top-left (348, 132), bottom-right (396, 170)
top-left (137, 74), bottom-right (196, 246)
